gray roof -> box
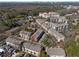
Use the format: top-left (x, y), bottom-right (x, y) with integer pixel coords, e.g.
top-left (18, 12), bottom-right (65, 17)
top-left (6, 36), bottom-right (23, 45)
top-left (23, 42), bottom-right (41, 52)
top-left (49, 28), bottom-right (65, 39)
top-left (47, 47), bottom-right (65, 57)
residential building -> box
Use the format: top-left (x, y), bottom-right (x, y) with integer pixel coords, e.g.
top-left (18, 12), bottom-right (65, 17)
top-left (48, 29), bottom-right (65, 42)
top-left (19, 31), bottom-right (32, 41)
top-left (49, 16), bottom-right (69, 32)
top-left (39, 12), bottom-right (49, 18)
top-left (6, 36), bottom-right (24, 50)
top-left (50, 22), bottom-right (69, 32)
top-left (37, 17), bottom-right (69, 32)
top-left (46, 47), bottom-right (66, 57)
top-left (39, 12), bottom-right (59, 18)
top-left (31, 29), bottom-right (45, 42)
top-left (22, 42), bottom-right (42, 56)
top-left (50, 16), bottom-right (68, 23)
top-left (36, 19), bottom-right (65, 42)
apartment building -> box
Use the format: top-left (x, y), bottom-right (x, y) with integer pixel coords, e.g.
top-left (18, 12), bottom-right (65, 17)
top-left (22, 42), bottom-right (42, 56)
top-left (6, 36), bottom-right (24, 50)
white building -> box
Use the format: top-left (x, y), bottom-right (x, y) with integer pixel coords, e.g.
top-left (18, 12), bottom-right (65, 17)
top-left (50, 16), bottom-right (68, 23)
top-left (19, 31), bottom-right (32, 41)
top-left (50, 22), bottom-right (68, 32)
top-left (50, 16), bottom-right (69, 32)
top-left (39, 12), bottom-right (59, 18)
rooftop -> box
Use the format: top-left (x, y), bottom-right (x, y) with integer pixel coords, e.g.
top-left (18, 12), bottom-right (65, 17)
top-left (48, 28), bottom-right (65, 40)
top-left (23, 42), bottom-right (41, 52)
top-left (32, 29), bottom-right (44, 39)
top-left (6, 36), bottom-right (24, 45)
top-left (46, 47), bottom-right (65, 57)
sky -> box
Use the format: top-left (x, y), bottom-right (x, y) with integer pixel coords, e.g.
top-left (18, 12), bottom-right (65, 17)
top-left (0, 0), bottom-right (79, 2)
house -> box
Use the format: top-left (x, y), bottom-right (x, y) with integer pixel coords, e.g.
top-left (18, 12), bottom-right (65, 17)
top-left (46, 47), bottom-right (66, 57)
top-left (22, 42), bottom-right (42, 56)
top-left (6, 36), bottom-right (24, 50)
top-left (31, 29), bottom-right (45, 42)
top-left (19, 31), bottom-right (32, 41)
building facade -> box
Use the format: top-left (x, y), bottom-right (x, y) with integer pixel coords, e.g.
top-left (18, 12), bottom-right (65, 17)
top-left (19, 31), bottom-right (32, 41)
top-left (6, 36), bottom-right (24, 50)
top-left (22, 42), bottom-right (42, 56)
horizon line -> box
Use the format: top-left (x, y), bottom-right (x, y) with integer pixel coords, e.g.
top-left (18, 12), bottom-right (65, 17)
top-left (0, 1), bottom-right (79, 2)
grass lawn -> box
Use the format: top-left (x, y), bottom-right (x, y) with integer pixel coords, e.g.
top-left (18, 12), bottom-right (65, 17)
top-left (65, 40), bottom-right (79, 57)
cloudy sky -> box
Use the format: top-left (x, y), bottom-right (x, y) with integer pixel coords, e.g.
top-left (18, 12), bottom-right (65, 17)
top-left (0, 0), bottom-right (79, 2)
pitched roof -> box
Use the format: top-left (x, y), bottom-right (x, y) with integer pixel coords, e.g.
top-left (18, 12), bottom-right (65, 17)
top-left (23, 42), bottom-right (41, 52)
top-left (6, 36), bottom-right (23, 45)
